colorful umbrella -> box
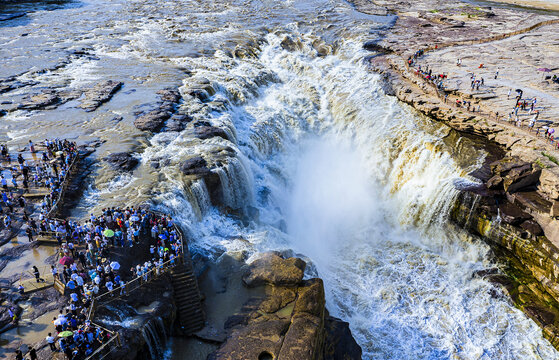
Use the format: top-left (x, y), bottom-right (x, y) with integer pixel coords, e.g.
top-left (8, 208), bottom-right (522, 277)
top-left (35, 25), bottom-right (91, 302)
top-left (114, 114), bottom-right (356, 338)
top-left (110, 261), bottom-right (120, 270)
top-left (103, 229), bottom-right (114, 238)
top-left (537, 68), bottom-right (552, 72)
top-left (59, 256), bottom-right (74, 266)
top-left (58, 331), bottom-right (74, 337)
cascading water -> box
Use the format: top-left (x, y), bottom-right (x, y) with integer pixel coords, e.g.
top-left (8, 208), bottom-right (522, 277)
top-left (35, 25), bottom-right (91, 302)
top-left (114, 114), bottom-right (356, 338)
top-left (163, 34), bottom-right (557, 359)
top-left (142, 317), bottom-right (167, 360)
top-left (3, 0), bottom-right (558, 358)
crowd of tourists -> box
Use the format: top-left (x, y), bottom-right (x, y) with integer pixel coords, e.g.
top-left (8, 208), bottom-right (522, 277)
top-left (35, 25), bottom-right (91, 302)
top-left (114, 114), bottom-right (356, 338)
top-left (413, 64), bottom-right (448, 90)
top-left (0, 139), bottom-right (79, 232)
top-left (406, 49), bottom-right (559, 152)
top-left (22, 208), bottom-right (182, 359)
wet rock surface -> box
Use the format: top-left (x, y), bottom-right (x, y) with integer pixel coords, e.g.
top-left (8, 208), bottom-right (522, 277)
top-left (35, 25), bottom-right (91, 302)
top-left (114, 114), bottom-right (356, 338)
top-left (134, 110), bottom-right (171, 132)
top-left (79, 80), bottom-right (123, 112)
top-left (104, 152), bottom-right (139, 172)
top-left (134, 88), bottom-right (184, 132)
top-left (193, 125), bottom-right (230, 141)
top-left (180, 156), bottom-right (212, 176)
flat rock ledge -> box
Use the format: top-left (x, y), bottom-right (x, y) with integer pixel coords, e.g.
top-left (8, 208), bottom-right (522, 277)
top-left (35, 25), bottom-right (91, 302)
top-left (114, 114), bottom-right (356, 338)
top-left (209, 252), bottom-right (362, 360)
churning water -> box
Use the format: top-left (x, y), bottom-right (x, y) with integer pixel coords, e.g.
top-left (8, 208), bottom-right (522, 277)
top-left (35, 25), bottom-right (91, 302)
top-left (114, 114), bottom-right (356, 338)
top-left (1, 0), bottom-right (558, 358)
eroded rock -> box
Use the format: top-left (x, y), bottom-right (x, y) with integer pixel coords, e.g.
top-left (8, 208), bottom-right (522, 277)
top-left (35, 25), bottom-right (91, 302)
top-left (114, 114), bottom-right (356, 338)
top-left (242, 252), bottom-right (306, 287)
top-left (134, 110), bottom-right (171, 132)
top-left (193, 125), bottom-right (229, 141)
top-left (180, 156), bottom-right (212, 176)
top-left (104, 152), bottom-right (139, 172)
top-left (79, 80), bottom-right (123, 112)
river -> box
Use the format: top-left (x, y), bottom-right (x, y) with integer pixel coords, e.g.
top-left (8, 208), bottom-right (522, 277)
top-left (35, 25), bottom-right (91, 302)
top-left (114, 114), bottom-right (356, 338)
top-left (1, 0), bottom-right (558, 359)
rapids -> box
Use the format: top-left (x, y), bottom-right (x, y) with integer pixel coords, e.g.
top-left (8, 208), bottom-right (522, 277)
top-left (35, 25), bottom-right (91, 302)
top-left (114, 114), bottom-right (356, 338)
top-left (1, 0), bottom-right (558, 359)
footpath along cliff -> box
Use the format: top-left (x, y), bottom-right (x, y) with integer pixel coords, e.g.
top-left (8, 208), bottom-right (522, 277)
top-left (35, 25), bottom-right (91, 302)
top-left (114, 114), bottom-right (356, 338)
top-left (353, 0), bottom-right (559, 349)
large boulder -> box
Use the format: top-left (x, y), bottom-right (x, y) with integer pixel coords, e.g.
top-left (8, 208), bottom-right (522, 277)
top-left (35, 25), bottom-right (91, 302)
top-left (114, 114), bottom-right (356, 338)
top-left (193, 125), bottom-right (230, 141)
top-left (503, 164), bottom-right (541, 193)
top-left (242, 252), bottom-right (306, 287)
top-left (180, 156), bottom-right (212, 176)
top-left (134, 110), bottom-right (171, 132)
top-left (323, 316), bottom-right (363, 360)
top-left (490, 157), bottom-right (530, 177)
top-left (104, 152), bottom-right (139, 172)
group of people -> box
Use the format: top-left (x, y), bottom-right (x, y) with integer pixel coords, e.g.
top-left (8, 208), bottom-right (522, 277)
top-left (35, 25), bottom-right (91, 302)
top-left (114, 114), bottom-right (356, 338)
top-left (45, 310), bottom-right (112, 359)
top-left (413, 64), bottom-right (447, 90)
top-left (408, 50), bottom-right (559, 152)
top-left (0, 139), bottom-right (79, 233)
top-left (25, 208), bottom-right (182, 359)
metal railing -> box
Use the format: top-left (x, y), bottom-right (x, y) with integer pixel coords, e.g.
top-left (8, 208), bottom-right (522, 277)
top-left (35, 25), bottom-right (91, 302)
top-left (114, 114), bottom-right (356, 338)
top-left (45, 153), bottom-right (80, 218)
top-left (90, 254), bottom-right (183, 308)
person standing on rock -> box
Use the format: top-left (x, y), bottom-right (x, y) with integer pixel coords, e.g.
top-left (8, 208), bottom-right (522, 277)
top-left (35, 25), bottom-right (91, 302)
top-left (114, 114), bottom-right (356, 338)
top-left (495, 68), bottom-right (499, 79)
top-left (28, 347), bottom-right (37, 360)
top-left (14, 350), bottom-right (23, 360)
top-left (46, 333), bottom-right (57, 352)
top-left (507, 88), bottom-right (511, 99)
top-left (26, 227), bottom-right (33, 242)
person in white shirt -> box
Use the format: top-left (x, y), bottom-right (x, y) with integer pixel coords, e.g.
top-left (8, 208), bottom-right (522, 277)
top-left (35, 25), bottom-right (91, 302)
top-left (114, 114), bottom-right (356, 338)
top-left (46, 333), bottom-right (57, 351)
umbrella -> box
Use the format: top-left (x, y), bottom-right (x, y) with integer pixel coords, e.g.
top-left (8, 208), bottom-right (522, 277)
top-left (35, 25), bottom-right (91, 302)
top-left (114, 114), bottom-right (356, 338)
top-left (103, 229), bottom-right (114, 238)
top-left (130, 215), bottom-right (140, 222)
top-left (550, 128), bottom-right (555, 134)
top-left (58, 331), bottom-right (74, 338)
top-left (110, 261), bottom-right (120, 270)
top-left (537, 68), bottom-right (552, 72)
top-left (515, 89), bottom-right (523, 93)
top-left (59, 256), bottom-right (74, 266)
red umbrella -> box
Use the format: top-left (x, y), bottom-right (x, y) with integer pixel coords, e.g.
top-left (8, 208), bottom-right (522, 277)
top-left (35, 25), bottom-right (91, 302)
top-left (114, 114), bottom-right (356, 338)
top-left (59, 256), bottom-right (74, 266)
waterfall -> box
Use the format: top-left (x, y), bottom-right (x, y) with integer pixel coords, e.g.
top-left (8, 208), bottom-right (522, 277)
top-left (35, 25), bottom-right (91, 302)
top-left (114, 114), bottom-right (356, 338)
top-left (190, 179), bottom-right (212, 217)
top-left (142, 316), bottom-right (167, 360)
top-left (213, 156), bottom-right (254, 211)
top-left (90, 29), bottom-right (559, 359)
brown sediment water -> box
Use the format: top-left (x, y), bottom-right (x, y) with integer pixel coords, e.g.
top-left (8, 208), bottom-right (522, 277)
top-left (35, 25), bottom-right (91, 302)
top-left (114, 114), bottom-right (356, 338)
top-left (0, 309), bottom-right (58, 357)
top-left (1, 238), bottom-right (56, 280)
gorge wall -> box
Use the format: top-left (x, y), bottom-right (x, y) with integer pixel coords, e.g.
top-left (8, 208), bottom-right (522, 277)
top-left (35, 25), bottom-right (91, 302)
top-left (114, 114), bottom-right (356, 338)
top-left (368, 51), bottom-right (559, 350)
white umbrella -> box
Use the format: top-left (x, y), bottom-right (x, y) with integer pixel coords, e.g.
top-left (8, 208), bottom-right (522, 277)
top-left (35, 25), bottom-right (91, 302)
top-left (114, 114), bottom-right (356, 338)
top-left (130, 215), bottom-right (140, 222)
top-left (110, 261), bottom-right (120, 270)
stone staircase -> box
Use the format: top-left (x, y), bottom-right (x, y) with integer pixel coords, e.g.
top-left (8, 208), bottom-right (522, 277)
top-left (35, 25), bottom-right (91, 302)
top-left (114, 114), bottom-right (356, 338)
top-left (170, 260), bottom-right (205, 334)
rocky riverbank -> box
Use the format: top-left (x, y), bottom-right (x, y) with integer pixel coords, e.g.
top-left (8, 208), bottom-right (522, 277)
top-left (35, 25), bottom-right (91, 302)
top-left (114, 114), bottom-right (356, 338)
top-left (357, 0), bottom-right (559, 350)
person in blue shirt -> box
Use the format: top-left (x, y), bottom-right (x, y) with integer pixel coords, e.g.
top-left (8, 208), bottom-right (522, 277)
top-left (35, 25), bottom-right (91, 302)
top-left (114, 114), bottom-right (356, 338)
top-left (66, 279), bottom-right (76, 291)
